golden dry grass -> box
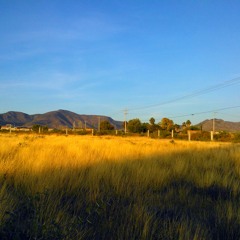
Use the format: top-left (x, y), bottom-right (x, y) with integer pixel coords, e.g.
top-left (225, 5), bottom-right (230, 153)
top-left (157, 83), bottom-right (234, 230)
top-left (0, 133), bottom-right (240, 239)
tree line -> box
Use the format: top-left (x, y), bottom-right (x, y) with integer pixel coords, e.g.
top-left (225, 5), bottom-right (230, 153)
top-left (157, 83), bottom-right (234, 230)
top-left (126, 117), bottom-right (195, 133)
top-left (30, 118), bottom-right (196, 134)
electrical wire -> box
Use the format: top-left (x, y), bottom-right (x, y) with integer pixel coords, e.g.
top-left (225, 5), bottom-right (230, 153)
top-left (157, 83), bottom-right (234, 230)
top-left (169, 105), bottom-right (240, 119)
top-left (137, 105), bottom-right (240, 123)
top-left (109, 77), bottom-right (240, 120)
top-left (127, 76), bottom-right (240, 111)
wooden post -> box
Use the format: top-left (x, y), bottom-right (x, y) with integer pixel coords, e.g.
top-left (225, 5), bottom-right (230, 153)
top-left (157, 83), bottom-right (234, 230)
top-left (211, 131), bottom-right (214, 141)
top-left (92, 129), bottom-right (94, 136)
top-left (188, 130), bottom-right (191, 141)
top-left (116, 130), bottom-right (118, 135)
top-left (158, 130), bottom-right (160, 138)
top-left (171, 129), bottom-right (174, 139)
top-left (147, 130), bottom-right (150, 137)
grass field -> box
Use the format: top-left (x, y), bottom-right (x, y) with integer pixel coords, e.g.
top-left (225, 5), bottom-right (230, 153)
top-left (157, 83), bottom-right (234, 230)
top-left (0, 134), bottom-right (240, 239)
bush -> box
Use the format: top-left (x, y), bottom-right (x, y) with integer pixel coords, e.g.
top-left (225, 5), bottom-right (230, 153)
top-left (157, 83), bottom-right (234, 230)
top-left (233, 132), bottom-right (240, 143)
top-left (214, 131), bottom-right (232, 142)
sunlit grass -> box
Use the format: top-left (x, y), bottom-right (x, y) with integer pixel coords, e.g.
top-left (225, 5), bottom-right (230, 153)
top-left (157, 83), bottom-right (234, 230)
top-left (0, 134), bottom-right (240, 239)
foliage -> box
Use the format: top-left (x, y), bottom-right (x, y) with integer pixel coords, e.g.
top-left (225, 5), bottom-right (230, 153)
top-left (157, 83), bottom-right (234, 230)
top-left (174, 124), bottom-right (180, 132)
top-left (149, 117), bottom-right (155, 125)
top-left (189, 126), bottom-right (200, 130)
top-left (233, 132), bottom-right (240, 143)
top-left (127, 118), bottom-right (143, 133)
top-left (141, 122), bottom-right (148, 133)
top-left (148, 117), bottom-right (159, 133)
top-left (188, 131), bottom-right (211, 141)
top-left (100, 120), bottom-right (114, 131)
top-left (32, 124), bottom-right (48, 133)
top-left (186, 119), bottom-right (192, 127)
top-left (159, 118), bottom-right (174, 131)
top-left (214, 131), bottom-right (232, 142)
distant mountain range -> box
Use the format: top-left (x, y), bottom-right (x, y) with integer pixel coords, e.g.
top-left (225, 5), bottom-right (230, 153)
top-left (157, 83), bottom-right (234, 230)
top-left (0, 110), bottom-right (123, 129)
top-left (196, 119), bottom-right (240, 132)
top-left (0, 110), bottom-right (240, 132)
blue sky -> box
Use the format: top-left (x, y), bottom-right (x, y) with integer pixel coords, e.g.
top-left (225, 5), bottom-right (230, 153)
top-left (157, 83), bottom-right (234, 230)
top-left (1, 0), bottom-right (240, 124)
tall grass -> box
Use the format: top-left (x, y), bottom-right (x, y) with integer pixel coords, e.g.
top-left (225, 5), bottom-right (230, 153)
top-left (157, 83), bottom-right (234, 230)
top-left (0, 134), bottom-right (240, 239)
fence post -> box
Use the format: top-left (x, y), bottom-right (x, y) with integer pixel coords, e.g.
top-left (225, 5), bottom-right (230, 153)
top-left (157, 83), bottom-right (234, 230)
top-left (211, 131), bottom-right (214, 141)
top-left (188, 131), bottom-right (191, 141)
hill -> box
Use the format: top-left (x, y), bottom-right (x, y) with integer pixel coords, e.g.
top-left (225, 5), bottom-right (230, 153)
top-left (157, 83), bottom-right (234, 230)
top-left (0, 110), bottom-right (123, 129)
top-left (196, 119), bottom-right (240, 132)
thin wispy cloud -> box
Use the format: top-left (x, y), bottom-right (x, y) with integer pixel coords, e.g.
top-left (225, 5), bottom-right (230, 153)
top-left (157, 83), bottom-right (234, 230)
top-left (3, 15), bottom-right (123, 44)
top-left (0, 49), bottom-right (45, 61)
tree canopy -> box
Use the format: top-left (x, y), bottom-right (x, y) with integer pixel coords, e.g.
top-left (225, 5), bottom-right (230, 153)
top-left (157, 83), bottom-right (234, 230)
top-left (127, 118), bottom-right (143, 133)
top-left (159, 118), bottom-right (174, 131)
top-left (148, 117), bottom-right (158, 132)
top-left (100, 120), bottom-right (114, 130)
top-left (32, 124), bottom-right (48, 133)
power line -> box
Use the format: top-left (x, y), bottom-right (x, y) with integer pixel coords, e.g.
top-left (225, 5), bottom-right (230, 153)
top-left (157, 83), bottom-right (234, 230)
top-left (108, 77), bottom-right (240, 120)
top-left (128, 77), bottom-right (240, 111)
top-left (139, 105), bottom-right (240, 123)
top-left (169, 105), bottom-right (240, 119)
top-left (218, 112), bottom-right (240, 118)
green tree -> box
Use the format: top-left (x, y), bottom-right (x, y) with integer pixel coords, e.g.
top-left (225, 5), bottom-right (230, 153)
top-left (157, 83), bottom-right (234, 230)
top-left (127, 118), bottom-right (142, 133)
top-left (100, 120), bottom-right (114, 130)
top-left (148, 117), bottom-right (158, 132)
top-left (159, 118), bottom-right (174, 131)
top-left (149, 117), bottom-right (155, 125)
top-left (186, 120), bottom-right (191, 127)
top-left (32, 124), bottom-right (48, 133)
top-left (174, 124), bottom-right (180, 132)
top-left (141, 122), bottom-right (148, 133)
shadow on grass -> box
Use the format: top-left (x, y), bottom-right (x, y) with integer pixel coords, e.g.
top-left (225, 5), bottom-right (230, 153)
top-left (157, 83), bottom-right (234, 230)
top-left (1, 144), bottom-right (240, 239)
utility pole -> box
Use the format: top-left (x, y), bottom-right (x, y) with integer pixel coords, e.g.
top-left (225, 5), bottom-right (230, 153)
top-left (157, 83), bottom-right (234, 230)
top-left (98, 116), bottom-right (101, 132)
top-left (124, 109), bottom-right (128, 134)
top-left (213, 112), bottom-right (217, 134)
top-left (211, 112), bottom-right (217, 141)
top-left (85, 121), bottom-right (87, 130)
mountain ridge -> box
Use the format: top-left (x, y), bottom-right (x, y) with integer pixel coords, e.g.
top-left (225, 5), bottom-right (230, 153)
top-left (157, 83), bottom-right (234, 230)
top-left (196, 118), bottom-right (240, 132)
top-left (0, 110), bottom-right (123, 129)
top-left (1, 110), bottom-right (240, 132)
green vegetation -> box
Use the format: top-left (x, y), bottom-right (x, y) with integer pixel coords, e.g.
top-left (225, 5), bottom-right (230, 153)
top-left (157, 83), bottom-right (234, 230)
top-left (100, 120), bottom-right (115, 131)
top-left (127, 118), bottom-right (143, 133)
top-left (32, 124), bottom-right (48, 133)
